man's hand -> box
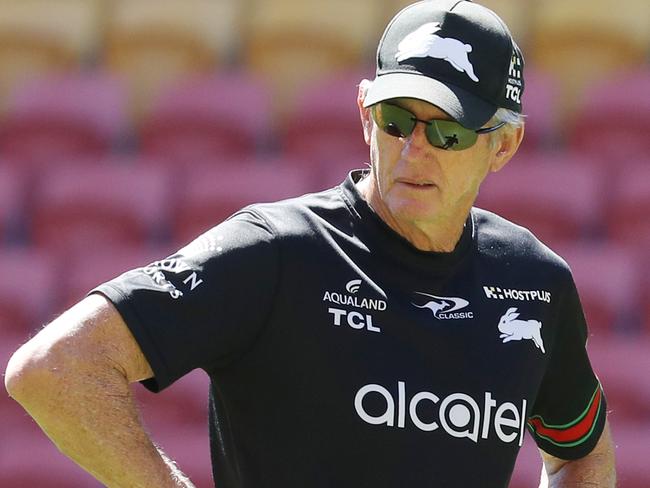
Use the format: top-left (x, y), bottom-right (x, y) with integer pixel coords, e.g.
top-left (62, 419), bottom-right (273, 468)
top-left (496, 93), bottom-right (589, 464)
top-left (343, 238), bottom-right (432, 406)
top-left (539, 421), bottom-right (616, 487)
top-left (4, 293), bottom-right (194, 488)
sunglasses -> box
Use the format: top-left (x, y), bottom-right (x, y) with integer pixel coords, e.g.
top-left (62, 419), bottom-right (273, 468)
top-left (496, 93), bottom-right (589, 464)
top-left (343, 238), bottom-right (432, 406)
top-left (371, 101), bottom-right (505, 151)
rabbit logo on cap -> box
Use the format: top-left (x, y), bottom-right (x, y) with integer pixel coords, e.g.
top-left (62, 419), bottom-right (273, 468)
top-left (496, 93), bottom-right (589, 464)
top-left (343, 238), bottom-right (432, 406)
top-left (395, 22), bottom-right (479, 82)
top-left (498, 307), bottom-right (545, 353)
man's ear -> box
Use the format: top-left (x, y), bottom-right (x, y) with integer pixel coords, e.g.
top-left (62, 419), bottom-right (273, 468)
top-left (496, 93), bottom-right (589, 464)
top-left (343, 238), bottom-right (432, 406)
top-left (358, 79), bottom-right (373, 145)
top-left (489, 124), bottom-right (525, 173)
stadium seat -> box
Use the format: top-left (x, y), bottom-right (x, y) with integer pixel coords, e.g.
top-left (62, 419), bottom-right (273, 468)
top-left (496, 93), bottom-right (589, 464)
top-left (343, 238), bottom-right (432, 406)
top-left (516, 68), bottom-right (561, 155)
top-left (0, 0), bottom-right (104, 111)
top-left (555, 243), bottom-right (643, 335)
top-left (281, 70), bottom-right (373, 168)
top-left (139, 73), bottom-right (272, 165)
top-left (0, 73), bottom-right (127, 170)
top-left (605, 162), bottom-right (650, 248)
top-left (0, 248), bottom-right (58, 335)
top-left (606, 420), bottom-right (650, 488)
top-left (528, 0), bottom-right (649, 123)
top-left (172, 159), bottom-right (313, 245)
top-left (30, 164), bottom-right (172, 253)
top-left (0, 422), bottom-right (103, 487)
top-left (588, 335), bottom-right (650, 422)
top-left (569, 69), bottom-right (650, 170)
top-left (135, 369), bottom-right (211, 429)
top-left (0, 165), bottom-right (26, 243)
top-left (242, 0), bottom-right (383, 116)
top-left (475, 152), bottom-right (605, 246)
top-left (105, 0), bottom-right (238, 116)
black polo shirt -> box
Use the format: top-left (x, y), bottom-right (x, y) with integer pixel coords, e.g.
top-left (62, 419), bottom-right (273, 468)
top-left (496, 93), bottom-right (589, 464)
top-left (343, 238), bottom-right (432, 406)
top-left (94, 170), bottom-right (606, 488)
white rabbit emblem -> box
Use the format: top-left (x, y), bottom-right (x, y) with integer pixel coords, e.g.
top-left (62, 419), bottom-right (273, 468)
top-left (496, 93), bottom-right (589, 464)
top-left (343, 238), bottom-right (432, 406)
top-left (395, 22), bottom-right (479, 82)
top-left (497, 307), bottom-right (545, 354)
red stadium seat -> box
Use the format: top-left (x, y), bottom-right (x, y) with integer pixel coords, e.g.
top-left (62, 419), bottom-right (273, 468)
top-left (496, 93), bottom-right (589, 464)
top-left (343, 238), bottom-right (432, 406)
top-left (139, 72), bottom-right (272, 165)
top-left (476, 153), bottom-right (605, 247)
top-left (588, 335), bottom-right (650, 422)
top-left (30, 164), bottom-right (172, 253)
top-left (516, 68), bottom-right (561, 155)
top-left (606, 420), bottom-right (650, 488)
top-left (0, 422), bottom-right (103, 487)
top-left (0, 165), bottom-right (27, 243)
top-left (605, 162), bottom-right (650, 248)
top-left (569, 69), bottom-right (650, 168)
top-left (171, 158), bottom-right (313, 245)
top-left (0, 73), bottom-right (127, 170)
top-left (555, 244), bottom-right (643, 335)
top-left (0, 249), bottom-right (58, 335)
top-left (281, 69), bottom-right (373, 167)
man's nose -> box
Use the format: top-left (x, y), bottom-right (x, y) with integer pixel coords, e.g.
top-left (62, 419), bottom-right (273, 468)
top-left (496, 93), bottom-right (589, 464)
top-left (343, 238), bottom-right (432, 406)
top-left (402, 120), bottom-right (432, 158)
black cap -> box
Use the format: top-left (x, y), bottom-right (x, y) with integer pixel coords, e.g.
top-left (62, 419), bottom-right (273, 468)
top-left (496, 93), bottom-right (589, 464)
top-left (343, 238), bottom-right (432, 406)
top-left (363, 0), bottom-right (524, 129)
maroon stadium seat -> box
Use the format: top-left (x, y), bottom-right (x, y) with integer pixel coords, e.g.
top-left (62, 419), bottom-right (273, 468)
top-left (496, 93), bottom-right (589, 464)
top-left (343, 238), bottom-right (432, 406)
top-left (30, 164), bottom-right (172, 253)
top-left (0, 166), bottom-right (27, 242)
top-left (588, 335), bottom-right (650, 422)
top-left (555, 243), bottom-right (643, 335)
top-left (0, 422), bottom-right (103, 487)
top-left (516, 68), bottom-right (561, 155)
top-left (0, 249), bottom-right (58, 335)
top-left (0, 73), bottom-right (127, 170)
top-left (281, 69), bottom-right (373, 166)
top-left (171, 158), bottom-right (313, 245)
top-left (139, 73), bottom-right (272, 165)
top-left (569, 69), bottom-right (650, 169)
top-left (476, 152), bottom-right (605, 247)
top-left (605, 162), bottom-right (650, 248)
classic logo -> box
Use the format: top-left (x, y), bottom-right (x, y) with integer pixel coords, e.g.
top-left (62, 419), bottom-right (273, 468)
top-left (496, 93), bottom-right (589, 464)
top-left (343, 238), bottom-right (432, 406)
top-left (498, 307), bottom-right (545, 353)
top-left (412, 292), bottom-right (473, 320)
top-left (396, 22), bottom-right (479, 82)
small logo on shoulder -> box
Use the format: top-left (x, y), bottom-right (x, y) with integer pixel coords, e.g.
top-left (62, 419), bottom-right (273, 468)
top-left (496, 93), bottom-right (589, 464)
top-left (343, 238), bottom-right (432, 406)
top-left (498, 307), bottom-right (545, 353)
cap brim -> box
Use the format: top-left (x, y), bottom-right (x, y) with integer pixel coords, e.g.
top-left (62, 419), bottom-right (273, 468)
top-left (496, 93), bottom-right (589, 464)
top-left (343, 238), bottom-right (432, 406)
top-left (362, 72), bottom-right (497, 130)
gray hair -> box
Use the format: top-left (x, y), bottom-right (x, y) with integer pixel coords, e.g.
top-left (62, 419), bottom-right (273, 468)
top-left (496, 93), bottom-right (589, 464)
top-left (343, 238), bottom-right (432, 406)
top-left (491, 108), bottom-right (526, 127)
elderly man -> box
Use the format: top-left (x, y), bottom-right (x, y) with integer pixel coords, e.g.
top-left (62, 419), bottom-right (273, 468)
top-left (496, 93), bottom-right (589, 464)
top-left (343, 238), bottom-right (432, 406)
top-left (5, 1), bottom-right (615, 487)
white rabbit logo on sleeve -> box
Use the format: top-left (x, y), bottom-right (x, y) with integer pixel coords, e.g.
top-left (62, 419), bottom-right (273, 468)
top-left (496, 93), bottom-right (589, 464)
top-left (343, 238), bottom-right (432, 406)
top-left (497, 307), bottom-right (545, 354)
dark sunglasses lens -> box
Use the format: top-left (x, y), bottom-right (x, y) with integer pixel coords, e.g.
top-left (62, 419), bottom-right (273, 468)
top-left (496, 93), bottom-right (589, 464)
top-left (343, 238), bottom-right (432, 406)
top-left (426, 120), bottom-right (478, 150)
top-left (373, 103), bottom-right (415, 139)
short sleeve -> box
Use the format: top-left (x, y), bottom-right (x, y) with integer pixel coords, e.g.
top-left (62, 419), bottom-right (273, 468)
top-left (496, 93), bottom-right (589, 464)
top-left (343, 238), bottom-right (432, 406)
top-left (527, 274), bottom-right (607, 460)
top-left (91, 210), bottom-right (279, 392)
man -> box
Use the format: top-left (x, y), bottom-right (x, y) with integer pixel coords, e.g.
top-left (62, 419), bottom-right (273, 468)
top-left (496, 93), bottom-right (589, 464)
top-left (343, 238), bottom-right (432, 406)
top-left (5, 1), bottom-right (615, 487)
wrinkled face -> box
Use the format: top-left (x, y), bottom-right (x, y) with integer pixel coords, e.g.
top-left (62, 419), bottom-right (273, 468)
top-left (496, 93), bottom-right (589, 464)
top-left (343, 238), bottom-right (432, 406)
top-left (363, 97), bottom-right (501, 228)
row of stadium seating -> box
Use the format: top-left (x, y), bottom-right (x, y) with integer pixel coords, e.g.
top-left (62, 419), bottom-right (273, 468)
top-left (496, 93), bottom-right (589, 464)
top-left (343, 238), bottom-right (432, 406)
top-left (1, 68), bottom-right (648, 169)
top-left (1, 0), bottom-right (648, 120)
top-left (2, 151), bottom-right (649, 247)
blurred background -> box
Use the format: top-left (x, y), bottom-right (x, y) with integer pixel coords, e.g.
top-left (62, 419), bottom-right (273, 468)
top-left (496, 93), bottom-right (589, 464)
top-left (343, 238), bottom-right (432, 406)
top-left (0, 0), bottom-right (648, 486)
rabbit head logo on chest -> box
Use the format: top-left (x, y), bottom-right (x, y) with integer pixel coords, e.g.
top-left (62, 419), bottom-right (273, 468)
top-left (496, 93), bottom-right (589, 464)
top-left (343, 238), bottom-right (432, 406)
top-left (498, 307), bottom-right (545, 354)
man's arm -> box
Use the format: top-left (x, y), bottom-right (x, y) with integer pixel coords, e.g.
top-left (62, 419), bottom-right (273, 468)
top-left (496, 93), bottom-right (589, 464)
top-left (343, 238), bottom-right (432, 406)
top-left (4, 293), bottom-right (195, 488)
top-left (539, 421), bottom-right (616, 488)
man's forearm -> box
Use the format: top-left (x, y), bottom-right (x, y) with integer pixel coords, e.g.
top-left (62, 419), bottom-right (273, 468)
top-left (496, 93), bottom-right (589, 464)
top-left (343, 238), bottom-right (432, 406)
top-left (5, 341), bottom-right (194, 488)
top-left (540, 423), bottom-right (616, 488)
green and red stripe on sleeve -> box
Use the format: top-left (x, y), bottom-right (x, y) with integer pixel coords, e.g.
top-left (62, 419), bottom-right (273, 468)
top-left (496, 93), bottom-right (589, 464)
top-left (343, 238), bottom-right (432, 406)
top-left (527, 383), bottom-right (604, 449)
